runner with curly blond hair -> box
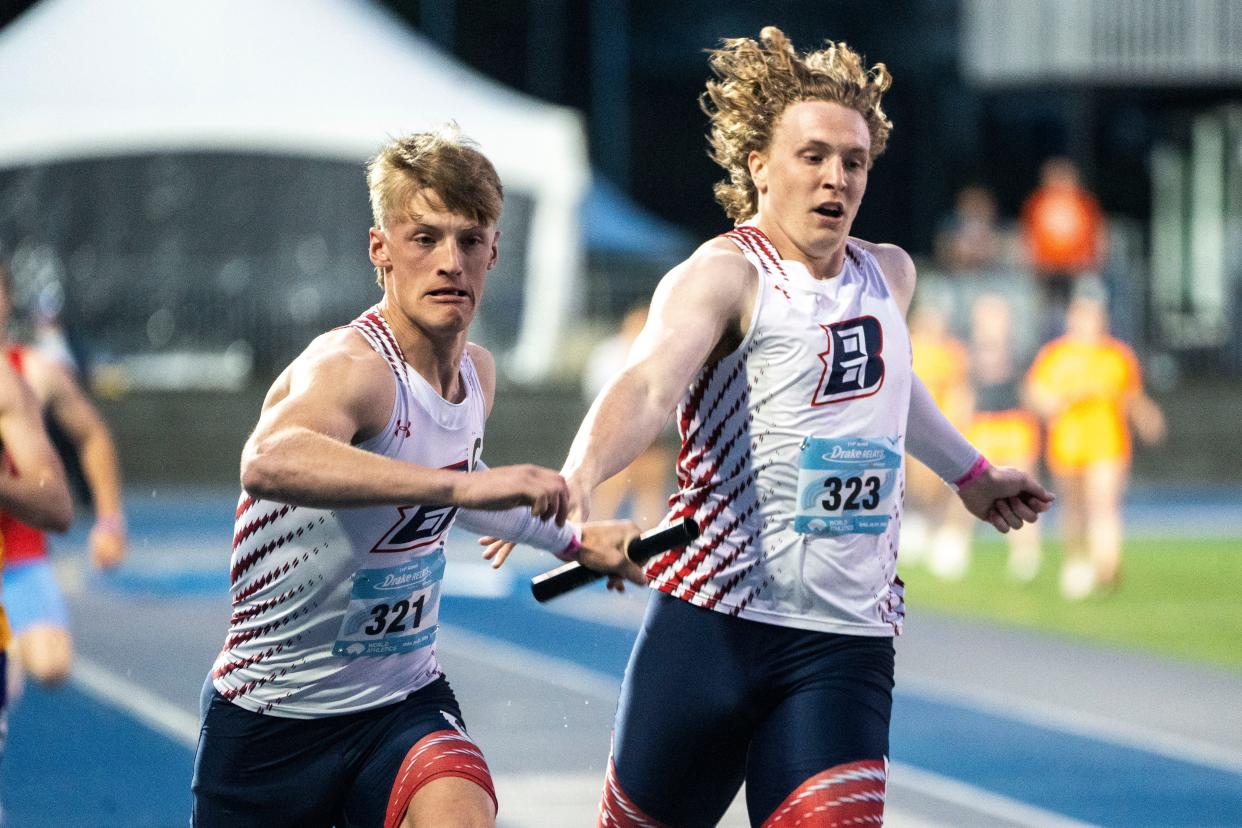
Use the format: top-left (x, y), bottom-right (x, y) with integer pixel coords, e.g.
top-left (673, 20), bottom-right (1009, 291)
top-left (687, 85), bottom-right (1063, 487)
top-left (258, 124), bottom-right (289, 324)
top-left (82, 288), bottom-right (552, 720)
top-left (557, 26), bottom-right (1052, 826)
top-left (703, 26), bottom-right (893, 224)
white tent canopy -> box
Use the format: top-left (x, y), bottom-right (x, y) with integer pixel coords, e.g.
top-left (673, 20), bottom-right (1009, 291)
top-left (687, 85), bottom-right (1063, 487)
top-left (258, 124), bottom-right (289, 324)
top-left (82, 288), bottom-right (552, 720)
top-left (0, 0), bottom-right (590, 380)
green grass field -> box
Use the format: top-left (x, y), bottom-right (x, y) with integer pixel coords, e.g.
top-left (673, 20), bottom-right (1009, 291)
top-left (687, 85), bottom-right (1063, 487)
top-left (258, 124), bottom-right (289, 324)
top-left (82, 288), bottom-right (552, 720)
top-left (902, 537), bottom-right (1242, 671)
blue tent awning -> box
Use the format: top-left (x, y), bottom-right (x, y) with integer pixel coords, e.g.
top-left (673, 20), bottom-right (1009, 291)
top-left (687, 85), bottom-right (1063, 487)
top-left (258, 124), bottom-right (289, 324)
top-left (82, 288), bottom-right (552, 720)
top-left (582, 177), bottom-right (695, 259)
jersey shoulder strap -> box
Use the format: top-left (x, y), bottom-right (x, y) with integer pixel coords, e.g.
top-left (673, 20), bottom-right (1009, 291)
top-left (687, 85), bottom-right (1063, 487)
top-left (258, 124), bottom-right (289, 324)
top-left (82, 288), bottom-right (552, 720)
top-left (348, 306), bottom-right (411, 388)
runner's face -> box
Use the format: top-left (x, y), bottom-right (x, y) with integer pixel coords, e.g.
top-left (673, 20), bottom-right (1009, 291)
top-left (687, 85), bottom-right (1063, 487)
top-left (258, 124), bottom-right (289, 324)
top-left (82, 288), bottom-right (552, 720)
top-left (751, 100), bottom-right (870, 262)
top-left (369, 191), bottom-right (498, 338)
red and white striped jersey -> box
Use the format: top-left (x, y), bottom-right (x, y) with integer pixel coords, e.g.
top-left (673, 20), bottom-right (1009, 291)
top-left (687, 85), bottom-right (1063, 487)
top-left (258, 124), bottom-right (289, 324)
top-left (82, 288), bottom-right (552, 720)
top-left (649, 226), bottom-right (911, 635)
top-left (213, 306), bottom-right (486, 718)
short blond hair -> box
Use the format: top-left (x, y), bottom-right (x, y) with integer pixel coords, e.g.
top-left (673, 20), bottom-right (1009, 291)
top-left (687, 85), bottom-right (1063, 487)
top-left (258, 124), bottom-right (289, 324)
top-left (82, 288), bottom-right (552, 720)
top-left (366, 126), bottom-right (503, 231)
top-left (701, 26), bottom-right (893, 223)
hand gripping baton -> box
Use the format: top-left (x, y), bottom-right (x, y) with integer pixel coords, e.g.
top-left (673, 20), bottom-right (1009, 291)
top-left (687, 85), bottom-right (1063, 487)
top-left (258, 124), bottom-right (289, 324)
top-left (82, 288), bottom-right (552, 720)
top-left (529, 517), bottom-right (700, 603)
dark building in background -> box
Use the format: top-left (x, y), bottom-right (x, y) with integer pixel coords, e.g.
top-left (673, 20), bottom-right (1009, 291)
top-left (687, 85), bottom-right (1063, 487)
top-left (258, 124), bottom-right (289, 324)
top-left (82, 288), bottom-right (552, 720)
top-left (2, 0), bottom-right (1241, 372)
top-left (394, 0), bottom-right (967, 251)
top-left (2, 0), bottom-right (1236, 253)
top-left (392, 0), bottom-right (1242, 375)
top-left (387, 1), bottom-right (1239, 254)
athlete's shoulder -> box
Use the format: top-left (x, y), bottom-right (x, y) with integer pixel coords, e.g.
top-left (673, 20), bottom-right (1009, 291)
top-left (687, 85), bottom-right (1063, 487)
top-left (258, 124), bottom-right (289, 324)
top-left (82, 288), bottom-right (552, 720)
top-left (0, 354), bottom-right (25, 403)
top-left (664, 236), bottom-right (755, 294)
top-left (304, 325), bottom-right (386, 371)
top-left (465, 341), bottom-right (494, 373)
top-left (278, 326), bottom-right (393, 404)
top-left (464, 342), bottom-right (496, 416)
top-left (4, 344), bottom-right (52, 393)
top-left (10, 344), bottom-right (91, 404)
top-left (649, 236), bottom-right (755, 327)
top-left (3, 342), bottom-right (24, 363)
top-left (691, 234), bottom-right (755, 270)
top-left (849, 238), bottom-right (915, 309)
top-left (254, 324), bottom-right (397, 441)
top-left (850, 238), bottom-right (914, 279)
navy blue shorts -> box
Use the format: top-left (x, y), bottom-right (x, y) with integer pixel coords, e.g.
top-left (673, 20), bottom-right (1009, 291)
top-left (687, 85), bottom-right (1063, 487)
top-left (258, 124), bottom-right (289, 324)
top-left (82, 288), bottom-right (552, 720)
top-left (609, 592), bottom-right (894, 826)
top-left (191, 675), bottom-right (494, 828)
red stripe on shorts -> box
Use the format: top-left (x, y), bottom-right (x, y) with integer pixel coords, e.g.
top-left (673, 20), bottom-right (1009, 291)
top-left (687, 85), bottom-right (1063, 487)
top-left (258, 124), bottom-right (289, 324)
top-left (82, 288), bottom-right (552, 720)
top-left (597, 756), bottom-right (671, 828)
top-left (384, 729), bottom-right (496, 828)
top-left (759, 758), bottom-right (887, 827)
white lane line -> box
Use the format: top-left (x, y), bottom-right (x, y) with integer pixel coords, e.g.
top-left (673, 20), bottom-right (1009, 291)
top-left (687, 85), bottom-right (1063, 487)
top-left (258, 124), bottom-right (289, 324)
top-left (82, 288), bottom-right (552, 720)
top-left (440, 625), bottom-right (1088, 828)
top-left (888, 763), bottom-right (1096, 828)
top-left (68, 627), bottom-right (618, 752)
top-left (438, 624), bottom-right (621, 702)
top-left (63, 634), bottom-right (1112, 827)
top-left (492, 772), bottom-right (948, 828)
top-left (71, 656), bottom-right (199, 749)
top-left (443, 561), bottom-right (516, 598)
top-left (482, 597), bottom-right (1242, 777)
top-left (900, 675), bottom-right (1242, 776)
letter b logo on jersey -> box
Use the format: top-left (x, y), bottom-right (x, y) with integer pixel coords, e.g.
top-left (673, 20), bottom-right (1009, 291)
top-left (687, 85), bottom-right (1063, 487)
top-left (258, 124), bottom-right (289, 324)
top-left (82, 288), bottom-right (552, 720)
top-left (372, 504), bottom-right (459, 553)
top-left (371, 458), bottom-right (471, 553)
top-left (812, 316), bottom-right (885, 405)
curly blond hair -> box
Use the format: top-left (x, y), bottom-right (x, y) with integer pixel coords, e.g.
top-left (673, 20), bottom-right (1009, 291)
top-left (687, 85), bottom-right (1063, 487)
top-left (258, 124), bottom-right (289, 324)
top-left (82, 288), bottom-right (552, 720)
top-left (701, 26), bottom-right (893, 223)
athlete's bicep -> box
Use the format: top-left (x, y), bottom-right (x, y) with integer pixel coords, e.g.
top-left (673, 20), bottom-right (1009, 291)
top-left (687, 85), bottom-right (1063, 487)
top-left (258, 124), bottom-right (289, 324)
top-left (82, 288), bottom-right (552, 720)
top-left (248, 339), bottom-right (392, 450)
top-left (622, 246), bottom-right (752, 409)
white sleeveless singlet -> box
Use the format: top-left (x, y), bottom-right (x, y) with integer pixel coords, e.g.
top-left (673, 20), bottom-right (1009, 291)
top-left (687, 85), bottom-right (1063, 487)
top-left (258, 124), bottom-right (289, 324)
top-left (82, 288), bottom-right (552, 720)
top-left (212, 306), bottom-right (487, 718)
top-left (648, 226), bottom-right (912, 635)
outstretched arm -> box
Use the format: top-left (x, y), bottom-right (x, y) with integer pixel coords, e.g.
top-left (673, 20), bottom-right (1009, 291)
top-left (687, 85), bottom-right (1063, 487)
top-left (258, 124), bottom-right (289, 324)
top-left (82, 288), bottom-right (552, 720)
top-left (465, 504), bottom-right (646, 589)
top-left (34, 353), bottom-right (126, 567)
top-left (0, 362), bottom-right (72, 532)
top-left (241, 332), bottom-right (569, 521)
top-left (907, 376), bottom-right (1053, 532)
top-left (561, 241), bottom-right (753, 519)
top-left (859, 239), bottom-right (1055, 532)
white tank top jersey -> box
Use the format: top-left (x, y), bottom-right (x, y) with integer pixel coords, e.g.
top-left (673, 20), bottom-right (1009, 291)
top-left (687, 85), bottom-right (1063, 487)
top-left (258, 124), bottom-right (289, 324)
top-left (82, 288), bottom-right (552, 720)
top-left (649, 225), bottom-right (912, 635)
top-left (212, 306), bottom-right (486, 718)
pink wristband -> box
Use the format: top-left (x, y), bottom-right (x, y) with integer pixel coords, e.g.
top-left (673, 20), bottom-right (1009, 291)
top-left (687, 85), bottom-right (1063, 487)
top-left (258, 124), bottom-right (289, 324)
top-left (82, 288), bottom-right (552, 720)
top-left (952, 455), bottom-right (990, 491)
top-left (555, 537), bottom-right (581, 562)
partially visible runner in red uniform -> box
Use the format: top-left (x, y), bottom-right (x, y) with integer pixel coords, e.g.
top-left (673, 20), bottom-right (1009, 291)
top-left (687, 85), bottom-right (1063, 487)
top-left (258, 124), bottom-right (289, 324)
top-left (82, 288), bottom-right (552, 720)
top-left (0, 259), bottom-right (127, 694)
top-left (0, 351), bottom-right (74, 802)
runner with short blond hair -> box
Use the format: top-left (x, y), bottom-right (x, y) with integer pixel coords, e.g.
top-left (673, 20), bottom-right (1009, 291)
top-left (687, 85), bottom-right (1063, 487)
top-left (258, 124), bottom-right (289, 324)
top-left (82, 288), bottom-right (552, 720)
top-left (191, 129), bottom-right (644, 828)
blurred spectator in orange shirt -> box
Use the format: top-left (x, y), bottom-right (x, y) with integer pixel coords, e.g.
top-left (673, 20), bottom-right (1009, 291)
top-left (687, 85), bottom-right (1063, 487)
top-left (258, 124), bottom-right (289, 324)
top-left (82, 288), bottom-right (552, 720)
top-left (965, 293), bottom-right (1043, 582)
top-left (935, 184), bottom-right (1006, 274)
top-left (1020, 158), bottom-right (1107, 339)
top-left (1025, 292), bottom-right (1165, 599)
